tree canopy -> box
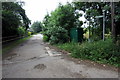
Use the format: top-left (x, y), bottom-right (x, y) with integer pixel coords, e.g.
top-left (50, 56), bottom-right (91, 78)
top-left (73, 2), bottom-right (120, 42)
top-left (42, 3), bottom-right (83, 44)
top-left (31, 21), bottom-right (42, 33)
top-left (2, 2), bottom-right (31, 37)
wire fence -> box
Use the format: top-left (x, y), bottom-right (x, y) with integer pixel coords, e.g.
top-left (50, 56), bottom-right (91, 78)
top-left (0, 35), bottom-right (26, 44)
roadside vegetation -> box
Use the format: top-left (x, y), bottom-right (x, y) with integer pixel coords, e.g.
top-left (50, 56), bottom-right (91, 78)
top-left (42, 3), bottom-right (83, 44)
top-left (41, 2), bottom-right (120, 67)
top-left (2, 1), bottom-right (120, 67)
top-left (2, 1), bottom-right (33, 54)
top-left (2, 2), bottom-right (31, 38)
top-left (57, 38), bottom-right (120, 67)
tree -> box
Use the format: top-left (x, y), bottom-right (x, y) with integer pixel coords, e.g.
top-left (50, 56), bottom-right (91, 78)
top-left (31, 21), bottom-right (42, 33)
top-left (73, 2), bottom-right (120, 43)
top-left (42, 3), bottom-right (83, 44)
top-left (2, 2), bottom-right (31, 37)
top-left (42, 13), bottom-right (50, 32)
top-left (113, 2), bottom-right (120, 43)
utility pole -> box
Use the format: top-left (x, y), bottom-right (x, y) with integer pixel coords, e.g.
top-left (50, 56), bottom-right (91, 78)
top-left (103, 10), bottom-right (105, 41)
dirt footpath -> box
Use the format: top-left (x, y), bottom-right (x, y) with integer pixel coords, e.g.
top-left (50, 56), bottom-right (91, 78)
top-left (2, 34), bottom-right (119, 78)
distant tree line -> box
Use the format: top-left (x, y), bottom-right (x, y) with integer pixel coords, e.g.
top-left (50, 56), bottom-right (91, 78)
top-left (31, 21), bottom-right (42, 33)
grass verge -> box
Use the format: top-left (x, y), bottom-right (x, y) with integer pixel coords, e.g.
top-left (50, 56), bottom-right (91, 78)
top-left (2, 35), bottom-right (32, 54)
top-left (56, 39), bottom-right (120, 67)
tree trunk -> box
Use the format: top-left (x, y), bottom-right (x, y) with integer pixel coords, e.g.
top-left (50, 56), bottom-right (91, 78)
top-left (111, 2), bottom-right (116, 43)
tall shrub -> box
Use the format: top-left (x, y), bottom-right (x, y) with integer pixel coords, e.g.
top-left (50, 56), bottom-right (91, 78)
top-left (42, 3), bottom-right (83, 44)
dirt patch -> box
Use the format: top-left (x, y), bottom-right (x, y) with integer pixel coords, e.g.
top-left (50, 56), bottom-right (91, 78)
top-left (34, 64), bottom-right (46, 70)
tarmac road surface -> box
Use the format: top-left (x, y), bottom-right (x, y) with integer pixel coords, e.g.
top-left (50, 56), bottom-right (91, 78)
top-left (2, 34), bottom-right (119, 78)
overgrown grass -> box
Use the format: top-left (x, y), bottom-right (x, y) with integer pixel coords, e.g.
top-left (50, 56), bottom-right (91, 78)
top-left (57, 39), bottom-right (120, 67)
top-left (2, 35), bottom-right (32, 54)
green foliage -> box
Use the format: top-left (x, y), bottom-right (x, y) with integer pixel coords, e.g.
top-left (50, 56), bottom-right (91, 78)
top-left (17, 27), bottom-right (26, 36)
top-left (43, 26), bottom-right (69, 44)
top-left (90, 34), bottom-right (101, 41)
top-left (48, 27), bottom-right (69, 44)
top-left (43, 35), bottom-right (49, 42)
top-left (42, 3), bottom-right (82, 44)
top-left (2, 9), bottom-right (21, 37)
top-left (57, 39), bottom-right (120, 67)
top-left (17, 27), bottom-right (31, 37)
top-left (73, 2), bottom-right (120, 42)
top-left (2, 2), bottom-right (31, 37)
top-left (31, 21), bottom-right (42, 33)
top-left (27, 32), bottom-right (31, 36)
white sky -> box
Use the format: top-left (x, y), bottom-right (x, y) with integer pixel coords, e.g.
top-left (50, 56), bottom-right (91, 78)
top-left (21, 0), bottom-right (73, 24)
top-left (20, 0), bottom-right (87, 27)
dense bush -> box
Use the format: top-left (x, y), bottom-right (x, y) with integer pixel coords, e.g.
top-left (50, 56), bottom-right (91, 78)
top-left (27, 32), bottom-right (31, 36)
top-left (42, 26), bottom-right (70, 44)
top-left (57, 39), bottom-right (120, 67)
top-left (42, 3), bottom-right (83, 44)
top-left (48, 26), bottom-right (69, 44)
top-left (2, 2), bottom-right (30, 37)
top-left (43, 35), bottom-right (49, 42)
top-left (17, 27), bottom-right (26, 36)
top-left (17, 27), bottom-right (32, 37)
